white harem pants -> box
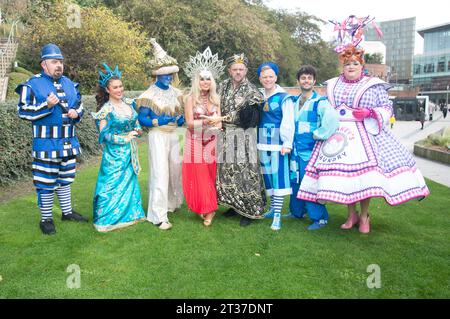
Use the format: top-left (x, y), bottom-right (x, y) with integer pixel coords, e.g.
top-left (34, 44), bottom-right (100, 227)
top-left (147, 129), bottom-right (184, 224)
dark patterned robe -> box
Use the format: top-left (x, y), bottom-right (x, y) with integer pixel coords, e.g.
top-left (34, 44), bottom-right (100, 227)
top-left (216, 78), bottom-right (266, 219)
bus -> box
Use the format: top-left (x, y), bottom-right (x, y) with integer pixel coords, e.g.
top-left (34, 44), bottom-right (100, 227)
top-left (389, 96), bottom-right (421, 121)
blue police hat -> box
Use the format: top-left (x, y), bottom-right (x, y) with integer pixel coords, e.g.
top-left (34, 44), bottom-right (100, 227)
top-left (257, 62), bottom-right (279, 77)
top-left (41, 43), bottom-right (64, 61)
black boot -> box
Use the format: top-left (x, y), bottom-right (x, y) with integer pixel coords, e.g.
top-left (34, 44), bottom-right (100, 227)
top-left (223, 208), bottom-right (237, 218)
top-left (240, 216), bottom-right (253, 227)
top-left (40, 219), bottom-right (56, 235)
top-left (61, 210), bottom-right (89, 222)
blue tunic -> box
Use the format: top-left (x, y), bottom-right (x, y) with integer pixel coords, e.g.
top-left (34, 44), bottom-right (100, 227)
top-left (92, 101), bottom-right (145, 232)
top-left (16, 72), bottom-right (84, 159)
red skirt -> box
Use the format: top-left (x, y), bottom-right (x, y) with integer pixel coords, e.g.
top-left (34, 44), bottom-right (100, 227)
top-left (182, 129), bottom-right (218, 214)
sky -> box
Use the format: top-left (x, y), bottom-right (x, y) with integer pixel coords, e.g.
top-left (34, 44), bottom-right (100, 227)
top-left (265, 0), bottom-right (449, 54)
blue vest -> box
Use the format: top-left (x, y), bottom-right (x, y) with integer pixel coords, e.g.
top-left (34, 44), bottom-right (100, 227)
top-left (293, 94), bottom-right (327, 153)
top-left (257, 92), bottom-right (288, 146)
top-left (18, 73), bottom-right (81, 158)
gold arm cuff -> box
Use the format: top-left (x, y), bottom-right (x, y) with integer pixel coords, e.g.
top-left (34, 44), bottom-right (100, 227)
top-left (223, 114), bottom-right (232, 122)
top-left (152, 119), bottom-right (159, 127)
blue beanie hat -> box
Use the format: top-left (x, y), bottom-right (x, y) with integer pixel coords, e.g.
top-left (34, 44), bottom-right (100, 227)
top-left (257, 62), bottom-right (279, 77)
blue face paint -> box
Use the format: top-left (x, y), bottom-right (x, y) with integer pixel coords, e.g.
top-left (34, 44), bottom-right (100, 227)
top-left (155, 74), bottom-right (173, 90)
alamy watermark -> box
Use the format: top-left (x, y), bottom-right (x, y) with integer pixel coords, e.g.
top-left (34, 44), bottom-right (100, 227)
top-left (178, 127), bottom-right (285, 168)
top-left (66, 264), bottom-right (81, 289)
top-left (366, 264), bottom-right (381, 289)
top-left (67, 3), bottom-right (81, 29)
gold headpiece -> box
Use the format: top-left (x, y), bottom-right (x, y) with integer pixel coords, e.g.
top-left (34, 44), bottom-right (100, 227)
top-left (226, 53), bottom-right (249, 67)
top-left (148, 38), bottom-right (179, 75)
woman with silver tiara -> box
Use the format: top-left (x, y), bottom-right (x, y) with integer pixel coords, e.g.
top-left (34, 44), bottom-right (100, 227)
top-left (92, 63), bottom-right (146, 232)
top-left (182, 48), bottom-right (225, 226)
top-left (297, 16), bottom-right (430, 234)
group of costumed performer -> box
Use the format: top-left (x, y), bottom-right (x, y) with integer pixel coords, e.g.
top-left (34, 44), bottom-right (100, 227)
top-left (297, 15), bottom-right (430, 233)
top-left (17, 24), bottom-right (430, 236)
top-left (182, 47), bottom-right (225, 226)
top-left (16, 44), bottom-right (88, 235)
top-left (136, 39), bottom-right (185, 231)
top-left (91, 64), bottom-right (146, 232)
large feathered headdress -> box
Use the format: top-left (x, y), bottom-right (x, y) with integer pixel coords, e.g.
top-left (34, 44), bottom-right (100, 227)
top-left (329, 15), bottom-right (383, 54)
top-left (184, 47), bottom-right (225, 80)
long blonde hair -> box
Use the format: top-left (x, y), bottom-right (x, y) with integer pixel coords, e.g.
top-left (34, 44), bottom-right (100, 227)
top-left (186, 73), bottom-right (220, 107)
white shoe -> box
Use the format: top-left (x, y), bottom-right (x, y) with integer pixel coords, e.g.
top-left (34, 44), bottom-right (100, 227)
top-left (158, 222), bottom-right (172, 230)
top-left (270, 213), bottom-right (281, 231)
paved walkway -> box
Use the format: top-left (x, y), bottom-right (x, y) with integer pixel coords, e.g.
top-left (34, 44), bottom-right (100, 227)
top-left (390, 111), bottom-right (450, 188)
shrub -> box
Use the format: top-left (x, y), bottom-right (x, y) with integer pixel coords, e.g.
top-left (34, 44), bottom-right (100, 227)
top-left (423, 130), bottom-right (450, 149)
top-left (6, 72), bottom-right (30, 100)
top-left (14, 66), bottom-right (34, 77)
top-left (17, 2), bottom-right (150, 94)
top-left (0, 100), bottom-right (33, 185)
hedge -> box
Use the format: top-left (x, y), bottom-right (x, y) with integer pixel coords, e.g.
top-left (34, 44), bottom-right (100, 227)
top-left (0, 91), bottom-right (143, 187)
top-left (6, 72), bottom-right (30, 100)
top-left (6, 66), bottom-right (37, 99)
top-left (13, 66), bottom-right (34, 77)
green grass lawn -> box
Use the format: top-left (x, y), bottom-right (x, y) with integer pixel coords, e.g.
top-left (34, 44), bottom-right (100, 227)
top-left (0, 140), bottom-right (449, 298)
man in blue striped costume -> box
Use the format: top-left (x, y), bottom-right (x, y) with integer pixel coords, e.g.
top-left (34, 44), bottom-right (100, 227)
top-left (257, 62), bottom-right (294, 231)
top-left (288, 65), bottom-right (339, 230)
top-left (16, 43), bottom-right (88, 235)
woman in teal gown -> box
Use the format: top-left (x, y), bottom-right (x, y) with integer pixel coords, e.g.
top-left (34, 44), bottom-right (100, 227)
top-left (92, 64), bottom-right (145, 232)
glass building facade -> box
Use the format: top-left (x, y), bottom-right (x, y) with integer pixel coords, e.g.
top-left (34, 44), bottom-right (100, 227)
top-left (366, 17), bottom-right (416, 84)
top-left (413, 23), bottom-right (450, 104)
top-left (413, 23), bottom-right (450, 103)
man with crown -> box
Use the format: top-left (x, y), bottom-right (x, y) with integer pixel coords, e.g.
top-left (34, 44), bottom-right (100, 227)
top-left (16, 43), bottom-right (88, 235)
top-left (137, 38), bottom-right (185, 231)
top-left (216, 53), bottom-right (266, 226)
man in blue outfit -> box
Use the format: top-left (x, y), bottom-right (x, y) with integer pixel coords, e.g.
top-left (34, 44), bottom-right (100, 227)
top-left (288, 65), bottom-right (339, 230)
top-left (16, 43), bottom-right (88, 235)
top-left (256, 62), bottom-right (294, 231)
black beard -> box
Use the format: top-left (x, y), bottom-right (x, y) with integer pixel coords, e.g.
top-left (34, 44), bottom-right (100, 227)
top-left (53, 71), bottom-right (63, 79)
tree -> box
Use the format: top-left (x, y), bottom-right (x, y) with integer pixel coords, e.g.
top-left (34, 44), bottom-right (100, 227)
top-left (15, 0), bottom-right (339, 89)
top-left (273, 9), bottom-right (340, 84)
top-left (17, 1), bottom-right (150, 93)
top-left (364, 53), bottom-right (384, 64)
top-left (104, 0), bottom-right (283, 84)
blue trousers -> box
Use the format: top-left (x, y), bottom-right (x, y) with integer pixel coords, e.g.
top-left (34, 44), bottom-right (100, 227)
top-left (289, 157), bottom-right (328, 222)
